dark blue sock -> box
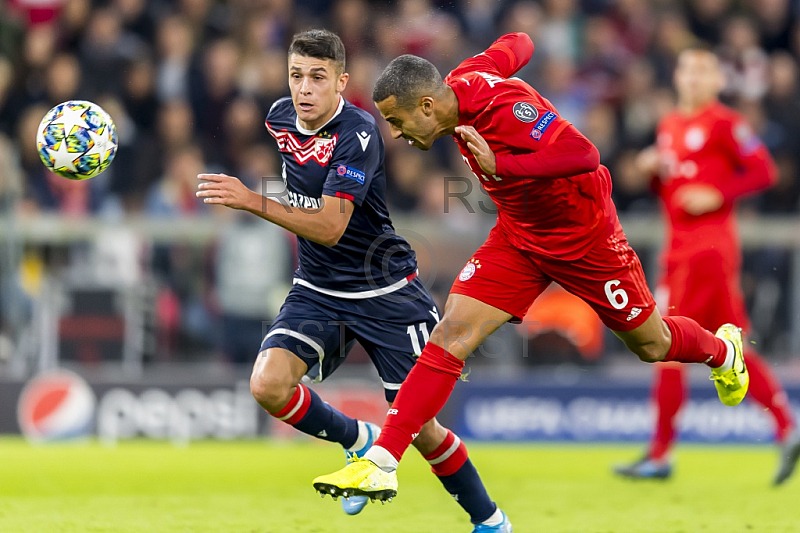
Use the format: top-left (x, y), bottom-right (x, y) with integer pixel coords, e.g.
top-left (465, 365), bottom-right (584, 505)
top-left (437, 459), bottom-right (497, 524)
top-left (277, 384), bottom-right (359, 448)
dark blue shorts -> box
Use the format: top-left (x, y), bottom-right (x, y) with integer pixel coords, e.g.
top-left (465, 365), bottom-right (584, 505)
top-left (260, 278), bottom-right (440, 401)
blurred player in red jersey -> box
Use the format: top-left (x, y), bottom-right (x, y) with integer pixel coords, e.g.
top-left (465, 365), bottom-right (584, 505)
top-left (313, 33), bottom-right (752, 502)
top-left (614, 48), bottom-right (800, 486)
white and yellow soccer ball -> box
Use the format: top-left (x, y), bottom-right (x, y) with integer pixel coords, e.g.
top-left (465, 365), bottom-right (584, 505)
top-left (36, 100), bottom-right (118, 180)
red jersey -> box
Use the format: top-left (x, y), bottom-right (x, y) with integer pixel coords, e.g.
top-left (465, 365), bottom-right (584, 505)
top-left (654, 102), bottom-right (777, 264)
top-left (444, 33), bottom-right (616, 260)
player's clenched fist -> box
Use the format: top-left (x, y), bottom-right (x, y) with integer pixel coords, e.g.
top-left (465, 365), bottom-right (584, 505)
top-left (456, 125), bottom-right (497, 176)
top-left (196, 173), bottom-right (259, 211)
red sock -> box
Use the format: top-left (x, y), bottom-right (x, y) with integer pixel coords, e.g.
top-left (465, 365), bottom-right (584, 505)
top-left (271, 383), bottom-right (311, 423)
top-left (744, 349), bottom-right (796, 442)
top-left (662, 316), bottom-right (728, 367)
top-left (649, 363), bottom-right (686, 461)
top-left (423, 429), bottom-right (468, 476)
top-left (374, 344), bottom-right (464, 461)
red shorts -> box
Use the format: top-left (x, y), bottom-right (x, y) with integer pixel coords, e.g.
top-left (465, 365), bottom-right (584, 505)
top-left (659, 248), bottom-right (750, 332)
top-left (450, 222), bottom-right (655, 331)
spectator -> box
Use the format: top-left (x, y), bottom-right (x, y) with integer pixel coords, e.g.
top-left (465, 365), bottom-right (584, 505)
top-left (718, 16), bottom-right (769, 101)
top-left (578, 16), bottom-right (630, 105)
top-left (155, 15), bottom-right (195, 102)
top-left (122, 54), bottom-right (158, 135)
top-left (618, 58), bottom-right (660, 148)
top-left (748, 0), bottom-right (794, 52)
top-left (0, 56), bottom-right (15, 136)
top-left (190, 38), bottom-right (241, 156)
top-left (538, 56), bottom-right (588, 128)
top-left (113, 0), bottom-right (157, 43)
top-left (44, 53), bottom-right (82, 107)
top-left (78, 8), bottom-right (145, 96)
top-left (647, 10), bottom-right (696, 86)
top-left (219, 96), bottom-right (269, 170)
top-left (686, 0), bottom-right (732, 44)
top-left (331, 0), bottom-right (372, 56)
top-left (145, 145), bottom-right (207, 217)
top-left (539, 0), bottom-right (583, 61)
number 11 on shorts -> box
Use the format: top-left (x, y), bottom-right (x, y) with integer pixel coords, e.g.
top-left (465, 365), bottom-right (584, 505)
top-left (406, 323), bottom-right (430, 355)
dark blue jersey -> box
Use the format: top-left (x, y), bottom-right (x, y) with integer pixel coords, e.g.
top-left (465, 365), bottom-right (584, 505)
top-left (265, 96), bottom-right (418, 297)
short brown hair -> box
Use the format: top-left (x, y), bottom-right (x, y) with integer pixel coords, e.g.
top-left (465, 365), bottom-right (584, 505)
top-left (288, 29), bottom-right (346, 74)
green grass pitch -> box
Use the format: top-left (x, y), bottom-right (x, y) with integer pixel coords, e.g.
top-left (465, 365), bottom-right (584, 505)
top-left (0, 438), bottom-right (798, 532)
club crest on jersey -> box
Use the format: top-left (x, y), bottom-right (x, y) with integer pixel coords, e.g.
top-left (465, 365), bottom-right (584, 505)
top-left (683, 127), bottom-right (706, 152)
top-left (459, 259), bottom-right (481, 281)
top-left (314, 136), bottom-right (336, 164)
top-left (513, 102), bottom-right (539, 123)
top-left (530, 111), bottom-right (558, 140)
top-left (336, 164), bottom-right (366, 185)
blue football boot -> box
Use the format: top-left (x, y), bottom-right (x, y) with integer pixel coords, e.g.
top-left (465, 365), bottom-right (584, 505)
top-left (472, 510), bottom-right (513, 532)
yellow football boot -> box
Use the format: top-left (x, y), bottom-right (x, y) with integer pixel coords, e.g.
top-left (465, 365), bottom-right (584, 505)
top-left (711, 324), bottom-right (749, 406)
top-left (313, 455), bottom-right (398, 502)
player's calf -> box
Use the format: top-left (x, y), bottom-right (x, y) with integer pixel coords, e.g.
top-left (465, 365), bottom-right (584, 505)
top-left (251, 348), bottom-right (361, 447)
top-left (411, 420), bottom-right (505, 529)
top-left (613, 312), bottom-right (672, 363)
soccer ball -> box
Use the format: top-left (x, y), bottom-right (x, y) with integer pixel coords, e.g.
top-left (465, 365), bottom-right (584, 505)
top-left (36, 100), bottom-right (118, 180)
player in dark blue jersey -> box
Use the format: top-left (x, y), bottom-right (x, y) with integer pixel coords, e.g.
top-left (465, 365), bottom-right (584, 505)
top-left (196, 30), bottom-right (510, 531)
top-left (264, 95), bottom-right (419, 294)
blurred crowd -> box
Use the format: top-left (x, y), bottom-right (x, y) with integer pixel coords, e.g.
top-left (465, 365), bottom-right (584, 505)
top-left (2, 0), bottom-right (800, 218)
top-left (2, 0), bottom-right (800, 363)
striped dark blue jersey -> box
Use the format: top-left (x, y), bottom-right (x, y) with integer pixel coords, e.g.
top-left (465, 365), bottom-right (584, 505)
top-left (265, 96), bottom-right (418, 297)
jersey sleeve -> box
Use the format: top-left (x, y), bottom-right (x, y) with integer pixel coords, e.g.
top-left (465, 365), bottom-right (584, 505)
top-left (449, 33), bottom-right (534, 79)
top-left (322, 123), bottom-right (380, 206)
top-left (712, 117), bottom-right (777, 202)
top-left (489, 100), bottom-right (600, 179)
top-left (265, 97), bottom-right (291, 125)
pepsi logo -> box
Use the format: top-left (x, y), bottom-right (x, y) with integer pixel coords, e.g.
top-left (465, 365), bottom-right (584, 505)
top-left (17, 371), bottom-right (96, 442)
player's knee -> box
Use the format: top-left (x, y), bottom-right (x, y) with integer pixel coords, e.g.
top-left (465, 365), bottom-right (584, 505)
top-left (249, 365), bottom-right (294, 412)
top-left (429, 320), bottom-right (471, 353)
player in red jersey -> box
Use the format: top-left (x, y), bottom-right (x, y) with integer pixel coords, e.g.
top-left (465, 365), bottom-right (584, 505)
top-left (313, 33), bottom-right (750, 501)
top-left (614, 48), bottom-right (800, 486)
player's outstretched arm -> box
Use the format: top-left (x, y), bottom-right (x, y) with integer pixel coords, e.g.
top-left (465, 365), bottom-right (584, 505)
top-left (452, 32), bottom-right (534, 79)
top-left (196, 173), bottom-right (354, 246)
